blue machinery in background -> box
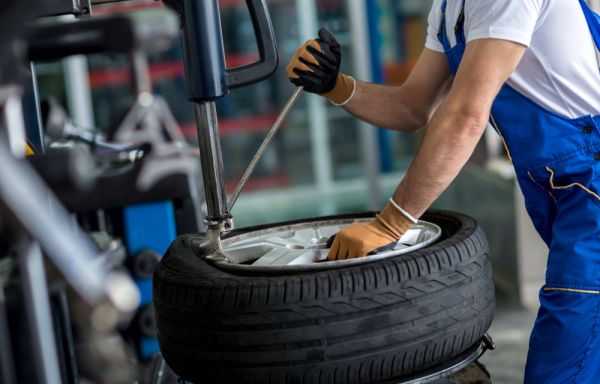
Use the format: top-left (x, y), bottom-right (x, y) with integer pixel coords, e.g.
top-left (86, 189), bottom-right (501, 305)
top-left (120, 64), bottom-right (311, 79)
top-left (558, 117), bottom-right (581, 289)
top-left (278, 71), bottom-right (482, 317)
top-left (123, 201), bottom-right (177, 359)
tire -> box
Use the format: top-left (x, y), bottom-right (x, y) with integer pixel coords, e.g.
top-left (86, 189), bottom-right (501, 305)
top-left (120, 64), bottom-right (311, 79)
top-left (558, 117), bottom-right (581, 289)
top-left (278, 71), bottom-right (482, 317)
top-left (153, 211), bottom-right (495, 384)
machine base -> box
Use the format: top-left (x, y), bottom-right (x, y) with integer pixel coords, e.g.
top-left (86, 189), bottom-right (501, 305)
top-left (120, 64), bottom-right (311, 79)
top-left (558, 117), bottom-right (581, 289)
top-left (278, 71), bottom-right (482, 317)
top-left (151, 336), bottom-right (495, 384)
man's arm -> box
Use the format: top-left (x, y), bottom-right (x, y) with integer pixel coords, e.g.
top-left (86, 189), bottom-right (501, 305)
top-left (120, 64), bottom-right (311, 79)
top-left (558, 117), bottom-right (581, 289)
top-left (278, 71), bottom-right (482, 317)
top-left (394, 39), bottom-right (526, 217)
top-left (343, 49), bottom-right (451, 132)
top-left (326, 38), bottom-right (526, 260)
top-left (287, 29), bottom-right (450, 133)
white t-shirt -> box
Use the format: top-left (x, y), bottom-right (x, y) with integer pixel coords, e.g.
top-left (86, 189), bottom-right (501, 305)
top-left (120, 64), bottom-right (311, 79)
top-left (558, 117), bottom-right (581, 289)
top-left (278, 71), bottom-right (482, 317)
top-left (425, 0), bottom-right (600, 119)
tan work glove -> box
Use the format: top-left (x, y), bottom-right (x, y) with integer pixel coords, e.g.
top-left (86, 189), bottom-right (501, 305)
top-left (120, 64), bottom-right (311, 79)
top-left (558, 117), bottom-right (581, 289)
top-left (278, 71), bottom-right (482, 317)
top-left (286, 28), bottom-right (356, 105)
top-left (328, 201), bottom-right (414, 260)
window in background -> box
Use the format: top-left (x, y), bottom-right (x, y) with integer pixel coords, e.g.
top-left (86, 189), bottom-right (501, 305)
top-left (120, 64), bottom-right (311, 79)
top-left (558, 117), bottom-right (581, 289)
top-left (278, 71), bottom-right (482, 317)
top-left (374, 0), bottom-right (432, 173)
top-left (316, 0), bottom-right (364, 181)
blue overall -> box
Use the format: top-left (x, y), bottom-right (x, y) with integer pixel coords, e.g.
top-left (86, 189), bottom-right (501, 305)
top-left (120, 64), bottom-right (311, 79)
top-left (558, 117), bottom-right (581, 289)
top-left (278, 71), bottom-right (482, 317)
top-left (438, 1), bottom-right (600, 382)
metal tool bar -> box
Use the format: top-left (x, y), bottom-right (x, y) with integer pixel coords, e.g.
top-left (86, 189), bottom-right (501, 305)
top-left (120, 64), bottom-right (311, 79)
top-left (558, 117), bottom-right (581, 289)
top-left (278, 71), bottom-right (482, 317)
top-left (228, 87), bottom-right (303, 211)
top-left (18, 239), bottom-right (62, 384)
top-left (1, 87), bottom-right (27, 157)
top-left (194, 102), bottom-right (229, 227)
top-left (396, 336), bottom-right (494, 384)
top-left (0, 139), bottom-right (105, 303)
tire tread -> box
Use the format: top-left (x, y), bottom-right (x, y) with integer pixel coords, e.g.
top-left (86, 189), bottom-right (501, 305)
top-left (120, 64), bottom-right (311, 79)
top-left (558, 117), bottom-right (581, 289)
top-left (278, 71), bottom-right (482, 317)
top-left (154, 211), bottom-right (495, 384)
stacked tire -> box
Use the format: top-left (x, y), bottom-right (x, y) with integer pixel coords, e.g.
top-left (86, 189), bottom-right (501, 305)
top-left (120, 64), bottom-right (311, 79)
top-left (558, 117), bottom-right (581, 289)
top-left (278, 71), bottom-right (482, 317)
top-left (153, 211), bottom-right (495, 384)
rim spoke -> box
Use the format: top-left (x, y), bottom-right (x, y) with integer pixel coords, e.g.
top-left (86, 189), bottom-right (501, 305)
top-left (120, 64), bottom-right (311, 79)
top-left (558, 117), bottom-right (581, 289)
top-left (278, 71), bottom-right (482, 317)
top-left (287, 250), bottom-right (326, 265)
top-left (252, 248), bottom-right (307, 266)
top-left (263, 236), bottom-right (304, 248)
top-left (221, 219), bottom-right (441, 268)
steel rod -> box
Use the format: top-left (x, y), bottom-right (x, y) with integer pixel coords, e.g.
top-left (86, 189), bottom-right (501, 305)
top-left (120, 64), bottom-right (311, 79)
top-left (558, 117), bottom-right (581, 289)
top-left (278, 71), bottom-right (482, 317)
top-left (194, 102), bottom-right (229, 224)
top-left (228, 87), bottom-right (303, 211)
top-left (19, 239), bottom-right (62, 384)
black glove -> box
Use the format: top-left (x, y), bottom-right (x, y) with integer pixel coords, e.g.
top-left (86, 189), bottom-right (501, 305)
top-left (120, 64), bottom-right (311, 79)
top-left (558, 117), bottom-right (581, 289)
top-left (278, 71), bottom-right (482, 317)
top-left (287, 28), bottom-right (342, 95)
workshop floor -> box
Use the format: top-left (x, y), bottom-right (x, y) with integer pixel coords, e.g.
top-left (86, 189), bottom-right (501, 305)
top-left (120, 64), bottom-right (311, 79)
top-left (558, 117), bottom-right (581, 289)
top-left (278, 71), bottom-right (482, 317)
top-left (479, 300), bottom-right (538, 384)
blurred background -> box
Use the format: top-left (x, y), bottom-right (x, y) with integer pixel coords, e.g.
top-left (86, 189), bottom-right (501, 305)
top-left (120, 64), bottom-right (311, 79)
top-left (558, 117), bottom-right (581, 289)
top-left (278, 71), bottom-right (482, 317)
top-left (31, 0), bottom-right (527, 300)
top-left (34, 0), bottom-right (519, 283)
top-left (32, 1), bottom-right (591, 381)
top-left (32, 0), bottom-right (531, 297)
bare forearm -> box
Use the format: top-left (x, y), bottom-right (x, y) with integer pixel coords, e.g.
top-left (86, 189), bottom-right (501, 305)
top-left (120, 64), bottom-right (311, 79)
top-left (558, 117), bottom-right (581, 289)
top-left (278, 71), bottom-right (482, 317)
top-left (390, 39), bottom-right (526, 218)
top-left (340, 50), bottom-right (451, 132)
top-left (287, 36), bottom-right (450, 133)
top-left (393, 105), bottom-right (488, 217)
top-left (343, 81), bottom-right (428, 132)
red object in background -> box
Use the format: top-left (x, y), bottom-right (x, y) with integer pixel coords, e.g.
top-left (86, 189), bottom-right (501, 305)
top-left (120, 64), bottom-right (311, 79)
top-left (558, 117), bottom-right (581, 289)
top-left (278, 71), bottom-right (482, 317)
top-left (89, 61), bottom-right (184, 89)
top-left (220, 0), bottom-right (246, 8)
top-left (181, 113), bottom-right (278, 137)
top-left (91, 0), bottom-right (164, 15)
top-left (89, 54), bottom-right (258, 88)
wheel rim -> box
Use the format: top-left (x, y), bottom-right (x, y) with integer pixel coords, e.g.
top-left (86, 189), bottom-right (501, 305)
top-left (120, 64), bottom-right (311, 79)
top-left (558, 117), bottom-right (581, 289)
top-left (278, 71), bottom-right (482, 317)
top-left (214, 217), bottom-right (442, 272)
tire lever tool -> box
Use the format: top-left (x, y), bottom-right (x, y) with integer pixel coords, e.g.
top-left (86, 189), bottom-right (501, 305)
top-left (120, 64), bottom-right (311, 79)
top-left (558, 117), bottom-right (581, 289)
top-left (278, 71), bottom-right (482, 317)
top-left (227, 86), bottom-right (303, 212)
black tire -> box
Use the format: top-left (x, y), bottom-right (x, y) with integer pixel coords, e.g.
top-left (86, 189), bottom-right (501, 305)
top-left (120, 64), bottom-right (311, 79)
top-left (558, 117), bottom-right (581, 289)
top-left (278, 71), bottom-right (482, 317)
top-left (153, 211), bottom-right (495, 384)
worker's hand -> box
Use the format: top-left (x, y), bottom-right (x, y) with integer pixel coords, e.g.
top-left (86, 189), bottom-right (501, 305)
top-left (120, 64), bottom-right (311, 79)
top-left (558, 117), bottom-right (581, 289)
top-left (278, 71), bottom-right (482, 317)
top-left (327, 202), bottom-right (413, 260)
top-left (287, 28), bottom-right (355, 105)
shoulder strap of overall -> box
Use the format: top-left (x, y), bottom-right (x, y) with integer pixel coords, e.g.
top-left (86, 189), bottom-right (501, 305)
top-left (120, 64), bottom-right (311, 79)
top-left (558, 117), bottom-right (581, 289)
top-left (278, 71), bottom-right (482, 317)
top-left (455, 0), bottom-right (466, 44)
top-left (578, 0), bottom-right (600, 71)
top-left (579, 0), bottom-right (600, 48)
top-left (437, 0), bottom-right (467, 49)
top-left (437, 0), bottom-right (451, 49)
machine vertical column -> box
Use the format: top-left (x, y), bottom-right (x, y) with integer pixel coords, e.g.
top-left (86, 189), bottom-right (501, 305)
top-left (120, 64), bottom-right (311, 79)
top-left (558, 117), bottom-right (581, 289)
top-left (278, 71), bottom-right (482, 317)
top-left (194, 102), bottom-right (229, 227)
top-left (178, 0), bottom-right (278, 235)
top-left (182, 0), bottom-right (227, 100)
top-left (181, 0), bottom-right (230, 232)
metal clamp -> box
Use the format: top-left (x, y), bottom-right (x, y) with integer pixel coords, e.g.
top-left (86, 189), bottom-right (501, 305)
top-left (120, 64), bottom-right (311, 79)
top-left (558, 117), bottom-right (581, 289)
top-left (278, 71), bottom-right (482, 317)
top-left (394, 335), bottom-right (495, 384)
top-left (168, 336), bottom-right (495, 384)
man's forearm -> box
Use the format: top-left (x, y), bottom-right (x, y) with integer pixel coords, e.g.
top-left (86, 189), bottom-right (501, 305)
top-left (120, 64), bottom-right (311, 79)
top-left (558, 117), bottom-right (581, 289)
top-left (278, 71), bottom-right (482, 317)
top-left (392, 104), bottom-right (488, 218)
top-left (343, 81), bottom-right (428, 132)
top-left (340, 49), bottom-right (451, 133)
top-left (391, 39), bottom-right (526, 218)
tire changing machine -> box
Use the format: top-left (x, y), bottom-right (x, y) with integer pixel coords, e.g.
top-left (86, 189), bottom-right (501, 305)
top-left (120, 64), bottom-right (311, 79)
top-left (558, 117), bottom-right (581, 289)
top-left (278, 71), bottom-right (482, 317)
top-left (156, 1), bottom-right (495, 383)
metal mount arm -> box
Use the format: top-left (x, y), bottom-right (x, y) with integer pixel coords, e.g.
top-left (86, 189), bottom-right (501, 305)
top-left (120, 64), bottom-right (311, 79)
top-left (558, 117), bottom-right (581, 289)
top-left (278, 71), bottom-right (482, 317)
top-left (178, 0), bottom-right (278, 240)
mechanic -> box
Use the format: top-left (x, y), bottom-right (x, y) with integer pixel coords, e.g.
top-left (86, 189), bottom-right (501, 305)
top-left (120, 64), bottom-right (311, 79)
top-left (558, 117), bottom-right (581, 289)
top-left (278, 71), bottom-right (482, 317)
top-left (287, 0), bottom-right (600, 382)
